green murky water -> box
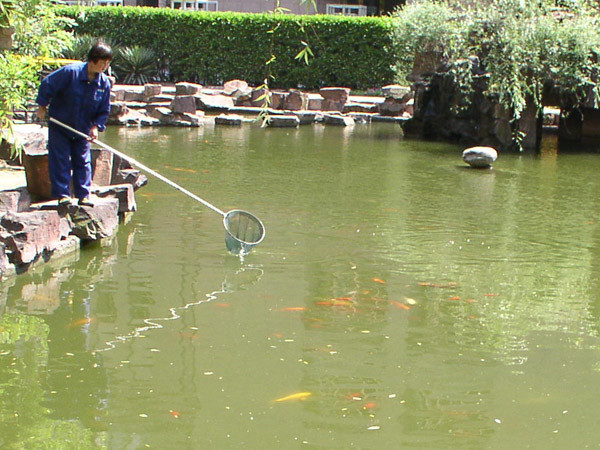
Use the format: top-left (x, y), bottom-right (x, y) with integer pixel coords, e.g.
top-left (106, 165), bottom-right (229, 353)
top-left (2, 123), bottom-right (600, 448)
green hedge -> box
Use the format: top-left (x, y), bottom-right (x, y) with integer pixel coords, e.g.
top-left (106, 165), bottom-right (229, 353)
top-left (59, 6), bottom-right (396, 90)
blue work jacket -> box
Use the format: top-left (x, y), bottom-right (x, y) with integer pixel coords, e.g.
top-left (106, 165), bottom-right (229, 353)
top-left (36, 62), bottom-right (111, 137)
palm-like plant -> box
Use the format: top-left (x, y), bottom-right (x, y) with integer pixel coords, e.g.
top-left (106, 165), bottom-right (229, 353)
top-left (112, 45), bottom-right (156, 85)
top-left (61, 35), bottom-right (105, 62)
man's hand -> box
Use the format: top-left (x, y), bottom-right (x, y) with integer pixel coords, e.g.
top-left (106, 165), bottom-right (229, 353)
top-left (36, 106), bottom-right (47, 122)
top-left (89, 125), bottom-right (99, 141)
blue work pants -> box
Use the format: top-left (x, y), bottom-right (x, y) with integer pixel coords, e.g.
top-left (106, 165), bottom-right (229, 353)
top-left (47, 126), bottom-right (92, 199)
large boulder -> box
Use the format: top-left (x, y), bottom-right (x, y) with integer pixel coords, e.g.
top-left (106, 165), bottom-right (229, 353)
top-left (462, 146), bottom-right (498, 168)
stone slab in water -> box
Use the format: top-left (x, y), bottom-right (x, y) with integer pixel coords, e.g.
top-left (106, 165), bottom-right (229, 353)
top-left (268, 115), bottom-right (300, 128)
top-left (215, 114), bottom-right (243, 126)
top-left (323, 114), bottom-right (355, 126)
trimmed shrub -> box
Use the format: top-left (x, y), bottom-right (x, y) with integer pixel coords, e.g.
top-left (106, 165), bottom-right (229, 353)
top-left (58, 6), bottom-right (396, 90)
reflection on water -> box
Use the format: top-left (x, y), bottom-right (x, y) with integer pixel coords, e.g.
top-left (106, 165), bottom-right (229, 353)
top-left (3, 123), bottom-right (600, 448)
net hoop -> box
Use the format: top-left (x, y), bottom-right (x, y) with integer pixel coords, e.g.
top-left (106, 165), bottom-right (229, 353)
top-left (223, 210), bottom-right (266, 254)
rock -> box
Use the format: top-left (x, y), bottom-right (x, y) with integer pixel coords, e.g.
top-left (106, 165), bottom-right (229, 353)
top-left (323, 114), bottom-right (355, 126)
top-left (251, 88), bottom-right (271, 108)
top-left (110, 90), bottom-right (124, 102)
top-left (223, 79), bottom-right (252, 102)
top-left (113, 168), bottom-right (148, 190)
top-left (0, 210), bottom-right (62, 265)
top-left (462, 146), bottom-right (498, 168)
top-left (65, 197), bottom-right (119, 241)
top-left (175, 112), bottom-right (204, 126)
top-left (195, 93), bottom-right (234, 111)
top-left (91, 148), bottom-right (114, 187)
top-left (93, 183), bottom-right (136, 213)
top-left (283, 90), bottom-right (308, 111)
top-left (148, 106), bottom-right (173, 123)
top-left (381, 84), bottom-right (411, 99)
top-left (0, 188), bottom-right (31, 213)
top-left (122, 90), bottom-right (144, 102)
top-left (215, 114), bottom-right (243, 126)
top-left (0, 242), bottom-right (10, 278)
top-left (146, 94), bottom-right (175, 104)
top-left (145, 102), bottom-right (172, 116)
top-left (140, 115), bottom-right (161, 127)
top-left (294, 111), bottom-right (317, 125)
top-left (307, 95), bottom-right (323, 111)
top-left (23, 152), bottom-right (52, 200)
top-left (343, 103), bottom-right (378, 113)
top-left (270, 91), bottom-right (287, 110)
top-left (175, 82), bottom-right (203, 96)
top-left (267, 115), bottom-right (300, 127)
top-left (319, 87), bottom-right (350, 112)
top-left (143, 83), bottom-right (162, 100)
top-left (223, 79), bottom-right (249, 95)
top-left (109, 102), bottom-right (130, 122)
top-left (170, 95), bottom-right (197, 114)
top-left (378, 97), bottom-right (410, 116)
top-left (348, 113), bottom-right (373, 124)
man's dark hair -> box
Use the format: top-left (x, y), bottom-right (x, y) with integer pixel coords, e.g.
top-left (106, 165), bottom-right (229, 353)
top-left (87, 42), bottom-right (113, 62)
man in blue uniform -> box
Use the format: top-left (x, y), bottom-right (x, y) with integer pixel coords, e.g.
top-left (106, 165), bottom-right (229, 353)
top-left (36, 42), bottom-right (113, 207)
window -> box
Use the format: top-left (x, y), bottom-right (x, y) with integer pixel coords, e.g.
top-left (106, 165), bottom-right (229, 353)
top-left (171, 0), bottom-right (217, 10)
top-left (326, 4), bottom-right (367, 16)
top-left (95, 0), bottom-right (123, 5)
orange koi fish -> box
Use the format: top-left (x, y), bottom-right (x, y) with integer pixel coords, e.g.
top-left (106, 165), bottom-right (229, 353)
top-left (391, 301), bottom-right (411, 310)
top-left (373, 278), bottom-right (386, 284)
top-left (68, 317), bottom-right (94, 327)
top-left (448, 296), bottom-right (461, 301)
top-left (419, 282), bottom-right (458, 288)
top-left (279, 307), bottom-right (307, 312)
top-left (165, 165), bottom-right (197, 173)
top-left (169, 410), bottom-right (180, 419)
top-left (274, 392), bottom-right (312, 402)
top-left (178, 332), bottom-right (199, 340)
top-left (363, 402), bottom-right (377, 410)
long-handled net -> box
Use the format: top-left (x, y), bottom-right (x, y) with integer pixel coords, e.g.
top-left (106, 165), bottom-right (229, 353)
top-left (49, 117), bottom-right (266, 254)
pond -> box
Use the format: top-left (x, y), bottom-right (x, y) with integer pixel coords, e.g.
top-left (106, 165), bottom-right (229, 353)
top-left (2, 123), bottom-right (600, 448)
